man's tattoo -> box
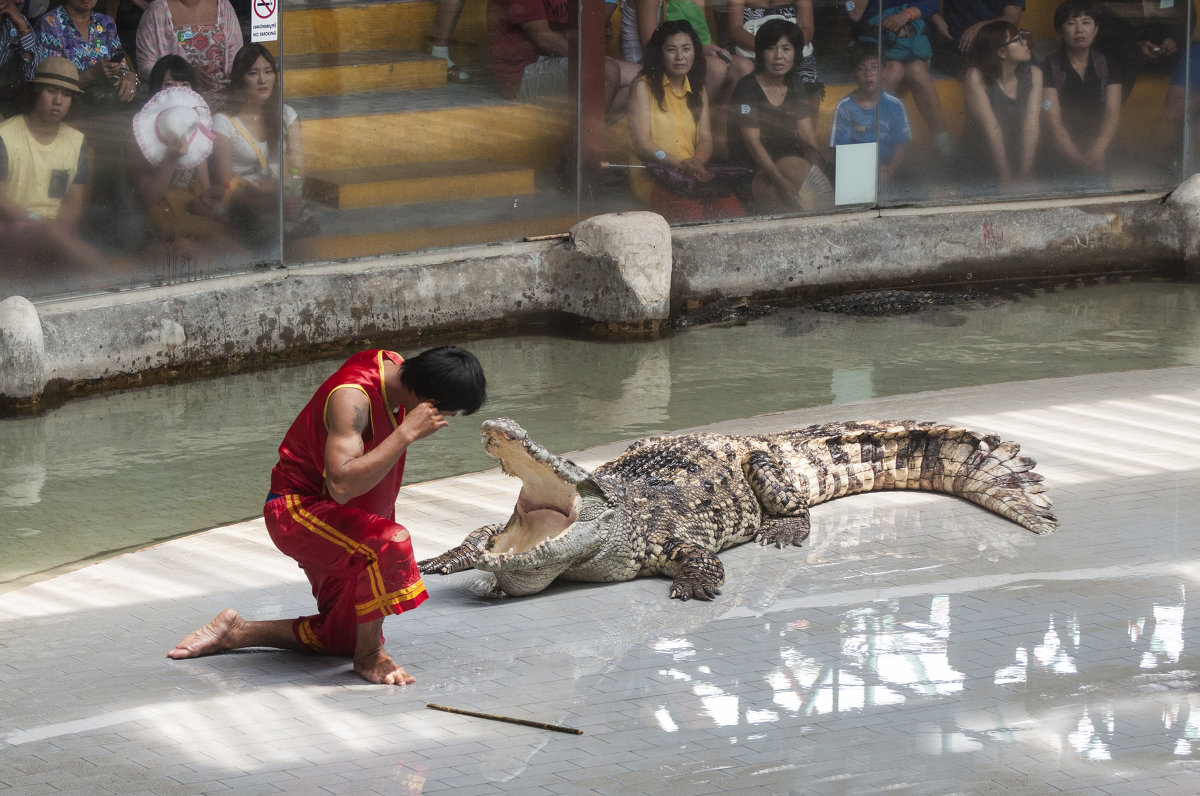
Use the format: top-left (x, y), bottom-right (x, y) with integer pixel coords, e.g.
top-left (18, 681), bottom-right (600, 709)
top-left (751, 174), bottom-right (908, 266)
top-left (353, 404), bottom-right (370, 434)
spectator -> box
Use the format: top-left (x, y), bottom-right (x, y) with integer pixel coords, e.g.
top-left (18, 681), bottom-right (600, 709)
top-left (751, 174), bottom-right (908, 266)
top-left (130, 58), bottom-right (233, 258)
top-left (112, 0), bottom-right (149, 68)
top-left (830, 48), bottom-right (912, 184)
top-left (727, 17), bottom-right (831, 211)
top-left (622, 0), bottom-right (736, 100)
top-left (429, 0), bottom-right (471, 83)
top-left (211, 43), bottom-right (311, 253)
top-left (960, 21), bottom-right (1041, 189)
top-left (488, 0), bottom-right (639, 112)
top-left (0, 0), bottom-right (37, 116)
top-left (135, 0), bottom-right (242, 105)
top-left (627, 19), bottom-right (745, 221)
top-left (845, 0), bottom-right (952, 156)
top-left (1163, 40), bottom-right (1200, 172)
top-left (0, 57), bottom-right (117, 282)
top-left (1040, 0), bottom-right (1123, 181)
top-left (724, 0), bottom-right (822, 116)
top-left (35, 0), bottom-right (138, 106)
top-left (1094, 0), bottom-right (1194, 97)
top-left (931, 0), bottom-right (1023, 72)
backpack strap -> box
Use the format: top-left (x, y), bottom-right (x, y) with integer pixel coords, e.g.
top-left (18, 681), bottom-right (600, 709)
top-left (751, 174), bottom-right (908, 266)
top-left (1047, 49), bottom-right (1067, 92)
top-left (1047, 48), bottom-right (1109, 93)
top-left (1091, 49), bottom-right (1109, 91)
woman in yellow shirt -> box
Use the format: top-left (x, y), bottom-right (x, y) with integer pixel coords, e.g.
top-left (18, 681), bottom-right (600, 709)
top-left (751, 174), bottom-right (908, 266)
top-left (627, 19), bottom-right (744, 222)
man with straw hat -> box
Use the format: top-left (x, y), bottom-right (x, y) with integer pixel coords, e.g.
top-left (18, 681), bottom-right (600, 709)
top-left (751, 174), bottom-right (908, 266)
top-left (0, 56), bottom-right (114, 287)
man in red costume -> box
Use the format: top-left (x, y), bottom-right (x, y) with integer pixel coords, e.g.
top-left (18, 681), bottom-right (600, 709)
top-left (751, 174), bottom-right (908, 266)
top-left (168, 346), bottom-right (487, 685)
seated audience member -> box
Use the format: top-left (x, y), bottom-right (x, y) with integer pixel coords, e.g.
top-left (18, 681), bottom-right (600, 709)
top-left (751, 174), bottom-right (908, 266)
top-left (130, 56), bottom-right (235, 259)
top-left (830, 47), bottom-right (912, 184)
top-left (622, 0), bottom-right (736, 106)
top-left (1094, 0), bottom-right (1193, 96)
top-left (35, 0), bottom-right (138, 106)
top-left (136, 0), bottom-right (242, 105)
top-left (1040, 0), bottom-right (1122, 181)
top-left (728, 18), bottom-right (831, 211)
top-left (0, 57), bottom-right (119, 284)
top-left (429, 0), bottom-right (472, 83)
top-left (113, 0), bottom-right (147, 68)
top-left (845, 0), bottom-right (952, 156)
top-left (931, 0), bottom-right (1023, 73)
top-left (1161, 40), bottom-right (1200, 170)
top-left (0, 0), bottom-right (37, 116)
top-left (960, 21), bottom-right (1041, 190)
top-left (725, 0), bottom-right (822, 115)
top-left (488, 0), bottom-right (639, 112)
top-left (627, 19), bottom-right (745, 221)
top-left (211, 43), bottom-right (311, 254)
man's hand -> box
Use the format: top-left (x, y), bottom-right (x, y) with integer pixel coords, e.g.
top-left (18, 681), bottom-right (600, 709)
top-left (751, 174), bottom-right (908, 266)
top-left (397, 401), bottom-right (450, 444)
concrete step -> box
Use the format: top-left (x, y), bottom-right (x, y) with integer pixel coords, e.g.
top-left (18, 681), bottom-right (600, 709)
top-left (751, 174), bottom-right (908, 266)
top-left (306, 158), bottom-right (536, 208)
top-left (303, 192), bottom-right (577, 260)
top-left (293, 87), bottom-right (571, 172)
top-left (282, 48), bottom-right (447, 97)
top-left (281, 0), bottom-right (486, 62)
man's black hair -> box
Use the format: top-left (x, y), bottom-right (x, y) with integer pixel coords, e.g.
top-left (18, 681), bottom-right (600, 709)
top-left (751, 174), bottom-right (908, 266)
top-left (400, 346), bottom-right (487, 415)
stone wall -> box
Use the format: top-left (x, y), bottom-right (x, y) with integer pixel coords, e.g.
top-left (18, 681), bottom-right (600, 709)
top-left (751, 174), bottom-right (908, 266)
top-left (2, 190), bottom-right (1197, 407)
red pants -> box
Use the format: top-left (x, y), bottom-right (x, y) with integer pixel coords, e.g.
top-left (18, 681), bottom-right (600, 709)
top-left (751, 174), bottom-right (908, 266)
top-left (264, 494), bottom-right (428, 656)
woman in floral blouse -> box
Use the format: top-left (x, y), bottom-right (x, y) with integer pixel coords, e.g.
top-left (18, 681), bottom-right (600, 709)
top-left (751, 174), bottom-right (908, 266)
top-left (135, 0), bottom-right (242, 105)
top-left (35, 0), bottom-right (138, 104)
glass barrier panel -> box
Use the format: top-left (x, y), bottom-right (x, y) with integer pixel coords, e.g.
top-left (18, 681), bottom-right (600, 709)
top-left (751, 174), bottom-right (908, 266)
top-left (896, 0), bottom-right (1188, 206)
top-left (278, 0), bottom-right (581, 267)
top-left (1172, 4), bottom-right (1199, 178)
top-left (0, 2), bottom-right (286, 303)
top-left (583, 0), bottom-right (851, 221)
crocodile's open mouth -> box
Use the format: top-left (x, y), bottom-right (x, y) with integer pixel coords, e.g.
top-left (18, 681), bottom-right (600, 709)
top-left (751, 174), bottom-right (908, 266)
top-left (476, 418), bottom-right (592, 568)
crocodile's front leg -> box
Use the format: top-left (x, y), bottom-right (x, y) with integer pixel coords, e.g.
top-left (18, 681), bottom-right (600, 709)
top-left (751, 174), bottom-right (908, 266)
top-left (661, 537), bottom-right (725, 601)
top-left (745, 450), bottom-right (811, 548)
top-left (418, 523), bottom-right (504, 574)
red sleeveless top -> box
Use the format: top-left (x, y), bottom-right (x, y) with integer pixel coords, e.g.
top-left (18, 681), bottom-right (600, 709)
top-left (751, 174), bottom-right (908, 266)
top-left (269, 350), bottom-right (406, 519)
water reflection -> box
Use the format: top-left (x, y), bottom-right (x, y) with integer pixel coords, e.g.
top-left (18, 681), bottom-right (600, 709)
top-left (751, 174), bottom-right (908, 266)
top-left (3, 280), bottom-right (1200, 589)
top-left (647, 584), bottom-right (1198, 768)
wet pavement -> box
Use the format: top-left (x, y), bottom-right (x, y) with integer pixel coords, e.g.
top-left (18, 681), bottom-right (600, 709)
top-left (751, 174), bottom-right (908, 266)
top-left (3, 366), bottom-right (1200, 794)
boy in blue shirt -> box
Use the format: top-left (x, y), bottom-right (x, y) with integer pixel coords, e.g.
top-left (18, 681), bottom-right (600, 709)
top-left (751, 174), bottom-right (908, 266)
top-left (830, 48), bottom-right (913, 183)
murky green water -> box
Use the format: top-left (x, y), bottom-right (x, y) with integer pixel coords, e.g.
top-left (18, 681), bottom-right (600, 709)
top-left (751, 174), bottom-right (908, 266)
top-left (2, 279), bottom-right (1197, 591)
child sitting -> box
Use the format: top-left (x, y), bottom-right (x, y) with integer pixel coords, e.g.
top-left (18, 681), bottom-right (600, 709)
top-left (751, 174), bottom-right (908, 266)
top-left (829, 47), bottom-right (913, 184)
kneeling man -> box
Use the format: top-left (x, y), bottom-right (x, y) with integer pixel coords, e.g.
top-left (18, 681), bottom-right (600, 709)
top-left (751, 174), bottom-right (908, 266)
top-left (168, 346), bottom-right (487, 685)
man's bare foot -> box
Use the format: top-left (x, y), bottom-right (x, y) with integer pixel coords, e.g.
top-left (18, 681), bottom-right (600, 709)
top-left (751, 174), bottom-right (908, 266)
top-left (168, 608), bottom-right (245, 659)
top-left (353, 648), bottom-right (415, 685)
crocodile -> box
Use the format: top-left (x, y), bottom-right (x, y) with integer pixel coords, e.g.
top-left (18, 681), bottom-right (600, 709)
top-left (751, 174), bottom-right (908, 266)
top-left (418, 418), bottom-right (1057, 601)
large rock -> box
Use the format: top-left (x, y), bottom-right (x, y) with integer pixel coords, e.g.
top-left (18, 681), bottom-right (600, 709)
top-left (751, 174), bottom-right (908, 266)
top-left (0, 296), bottom-right (45, 399)
top-left (1168, 173), bottom-right (1200, 277)
top-left (569, 211), bottom-right (672, 329)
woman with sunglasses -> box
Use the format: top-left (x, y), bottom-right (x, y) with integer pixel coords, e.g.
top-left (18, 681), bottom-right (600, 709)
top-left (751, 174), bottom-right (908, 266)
top-left (961, 20), bottom-right (1042, 190)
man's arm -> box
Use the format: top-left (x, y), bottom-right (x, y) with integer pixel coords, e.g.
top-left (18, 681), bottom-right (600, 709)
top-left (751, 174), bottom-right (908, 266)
top-left (323, 387), bottom-right (449, 504)
top-left (958, 3), bottom-right (1022, 51)
top-left (519, 18), bottom-right (569, 56)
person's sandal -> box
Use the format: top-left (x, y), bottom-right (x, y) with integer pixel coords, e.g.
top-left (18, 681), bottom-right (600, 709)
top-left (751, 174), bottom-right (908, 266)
top-left (446, 64), bottom-right (472, 84)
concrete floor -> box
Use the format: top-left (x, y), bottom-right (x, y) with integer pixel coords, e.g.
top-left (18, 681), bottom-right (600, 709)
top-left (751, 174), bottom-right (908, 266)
top-left (3, 366), bottom-right (1200, 794)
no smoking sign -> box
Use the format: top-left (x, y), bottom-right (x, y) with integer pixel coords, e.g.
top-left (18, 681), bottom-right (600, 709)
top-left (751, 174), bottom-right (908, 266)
top-left (251, 0), bottom-right (278, 41)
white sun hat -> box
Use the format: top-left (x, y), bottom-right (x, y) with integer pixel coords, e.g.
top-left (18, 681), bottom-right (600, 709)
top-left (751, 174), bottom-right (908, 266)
top-left (132, 85), bottom-right (215, 170)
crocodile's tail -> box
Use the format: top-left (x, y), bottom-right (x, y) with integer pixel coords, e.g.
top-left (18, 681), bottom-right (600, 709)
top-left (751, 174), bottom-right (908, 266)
top-left (786, 421), bottom-right (1057, 534)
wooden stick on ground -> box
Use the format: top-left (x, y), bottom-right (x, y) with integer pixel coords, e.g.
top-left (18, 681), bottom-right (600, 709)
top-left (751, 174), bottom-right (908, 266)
top-left (426, 703), bottom-right (583, 735)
